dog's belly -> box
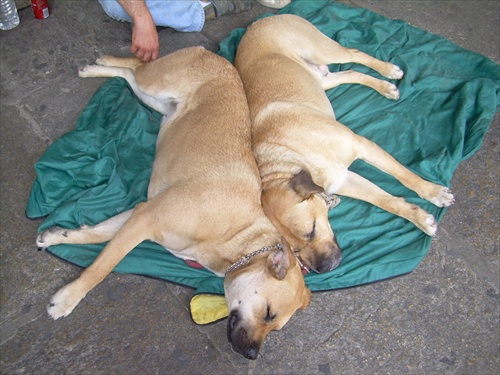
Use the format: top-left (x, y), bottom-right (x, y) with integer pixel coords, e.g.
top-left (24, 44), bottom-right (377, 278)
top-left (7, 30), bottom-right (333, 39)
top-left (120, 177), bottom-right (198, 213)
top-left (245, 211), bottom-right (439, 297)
top-left (164, 247), bottom-right (197, 262)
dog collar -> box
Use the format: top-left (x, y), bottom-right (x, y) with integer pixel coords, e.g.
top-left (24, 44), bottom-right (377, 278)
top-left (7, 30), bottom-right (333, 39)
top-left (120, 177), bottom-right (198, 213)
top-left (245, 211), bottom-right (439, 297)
top-left (320, 193), bottom-right (340, 210)
top-left (294, 254), bottom-right (310, 275)
top-left (224, 243), bottom-right (283, 277)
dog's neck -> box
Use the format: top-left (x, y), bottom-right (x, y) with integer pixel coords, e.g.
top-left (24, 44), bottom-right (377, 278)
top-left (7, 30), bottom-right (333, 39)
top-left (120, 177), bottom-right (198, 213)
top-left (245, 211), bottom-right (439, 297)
top-left (225, 243), bottom-right (283, 277)
top-left (196, 217), bottom-right (280, 276)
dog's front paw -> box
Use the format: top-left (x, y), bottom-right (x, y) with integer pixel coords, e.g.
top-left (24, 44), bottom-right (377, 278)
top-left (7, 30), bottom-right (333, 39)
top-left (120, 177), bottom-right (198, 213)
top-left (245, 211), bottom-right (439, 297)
top-left (380, 82), bottom-right (400, 100)
top-left (421, 214), bottom-right (438, 236)
top-left (386, 64), bottom-right (404, 80)
top-left (36, 226), bottom-right (68, 248)
top-left (430, 187), bottom-right (455, 208)
top-left (48, 282), bottom-right (86, 320)
top-left (95, 55), bottom-right (113, 66)
top-left (78, 65), bottom-right (101, 78)
top-left (409, 206), bottom-right (438, 236)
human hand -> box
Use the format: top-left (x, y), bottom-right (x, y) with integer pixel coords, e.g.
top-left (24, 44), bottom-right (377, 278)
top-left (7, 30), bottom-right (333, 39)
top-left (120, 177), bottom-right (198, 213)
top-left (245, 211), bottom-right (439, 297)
top-left (130, 14), bottom-right (159, 62)
top-left (116, 0), bottom-right (159, 62)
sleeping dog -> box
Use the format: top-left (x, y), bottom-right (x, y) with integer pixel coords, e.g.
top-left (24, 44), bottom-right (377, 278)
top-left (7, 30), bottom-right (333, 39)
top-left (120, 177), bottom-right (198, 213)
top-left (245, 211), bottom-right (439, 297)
top-left (36, 47), bottom-right (311, 360)
top-left (234, 15), bottom-right (454, 274)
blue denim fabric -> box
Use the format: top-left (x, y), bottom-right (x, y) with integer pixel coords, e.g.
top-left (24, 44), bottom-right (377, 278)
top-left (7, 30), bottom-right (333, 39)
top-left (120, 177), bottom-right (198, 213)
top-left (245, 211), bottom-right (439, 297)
top-left (98, 0), bottom-right (205, 32)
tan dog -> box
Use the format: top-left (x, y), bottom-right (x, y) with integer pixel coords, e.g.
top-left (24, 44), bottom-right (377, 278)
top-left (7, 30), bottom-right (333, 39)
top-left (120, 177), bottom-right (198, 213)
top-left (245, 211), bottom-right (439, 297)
top-left (36, 47), bottom-right (311, 360)
top-left (234, 15), bottom-right (455, 273)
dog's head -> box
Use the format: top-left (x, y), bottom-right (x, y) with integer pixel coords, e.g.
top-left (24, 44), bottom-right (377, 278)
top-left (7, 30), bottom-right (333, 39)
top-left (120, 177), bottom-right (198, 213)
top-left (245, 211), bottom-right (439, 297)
top-left (224, 244), bottom-right (311, 359)
top-left (262, 169), bottom-right (342, 273)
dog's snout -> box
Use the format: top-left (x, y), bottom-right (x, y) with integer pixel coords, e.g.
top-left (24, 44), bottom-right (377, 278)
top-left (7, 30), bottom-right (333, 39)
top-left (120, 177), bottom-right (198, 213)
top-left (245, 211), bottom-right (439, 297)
top-left (316, 253), bottom-right (341, 273)
top-left (314, 239), bottom-right (342, 273)
top-left (227, 310), bottom-right (261, 360)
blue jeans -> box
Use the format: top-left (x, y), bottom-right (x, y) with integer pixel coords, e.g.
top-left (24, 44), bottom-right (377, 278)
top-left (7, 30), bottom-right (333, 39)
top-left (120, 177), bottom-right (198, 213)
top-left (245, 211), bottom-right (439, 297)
top-left (98, 0), bottom-right (205, 32)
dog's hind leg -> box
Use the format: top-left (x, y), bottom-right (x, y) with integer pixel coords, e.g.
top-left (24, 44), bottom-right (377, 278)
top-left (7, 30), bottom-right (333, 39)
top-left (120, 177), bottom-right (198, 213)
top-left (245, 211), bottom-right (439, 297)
top-left (46, 204), bottom-right (153, 319)
top-left (302, 36), bottom-right (403, 80)
top-left (328, 45), bottom-right (404, 80)
top-left (301, 41), bottom-right (402, 99)
top-left (36, 209), bottom-right (133, 249)
top-left (337, 171), bottom-right (438, 236)
top-left (317, 69), bottom-right (400, 100)
top-left (79, 64), bottom-right (172, 115)
top-left (287, 16), bottom-right (403, 80)
top-left (95, 55), bottom-right (143, 70)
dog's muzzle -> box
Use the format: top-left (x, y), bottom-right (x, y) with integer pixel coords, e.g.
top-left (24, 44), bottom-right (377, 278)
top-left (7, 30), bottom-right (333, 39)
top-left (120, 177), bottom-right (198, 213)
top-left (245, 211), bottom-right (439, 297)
top-left (227, 310), bottom-right (261, 360)
top-left (307, 238), bottom-right (342, 273)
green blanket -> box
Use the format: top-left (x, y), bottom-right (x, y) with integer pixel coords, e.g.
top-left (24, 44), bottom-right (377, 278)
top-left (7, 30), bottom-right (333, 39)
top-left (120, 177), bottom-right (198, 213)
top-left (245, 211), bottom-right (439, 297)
top-left (27, 0), bottom-right (499, 307)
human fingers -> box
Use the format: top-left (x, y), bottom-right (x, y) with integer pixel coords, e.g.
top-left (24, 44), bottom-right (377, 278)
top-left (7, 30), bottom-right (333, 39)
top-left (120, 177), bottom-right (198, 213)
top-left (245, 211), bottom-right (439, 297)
top-left (150, 48), bottom-right (158, 61)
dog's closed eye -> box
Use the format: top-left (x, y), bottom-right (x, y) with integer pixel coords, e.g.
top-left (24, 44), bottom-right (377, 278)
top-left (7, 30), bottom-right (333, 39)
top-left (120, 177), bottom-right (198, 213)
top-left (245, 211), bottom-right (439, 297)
top-left (305, 220), bottom-right (316, 241)
top-left (265, 305), bottom-right (277, 322)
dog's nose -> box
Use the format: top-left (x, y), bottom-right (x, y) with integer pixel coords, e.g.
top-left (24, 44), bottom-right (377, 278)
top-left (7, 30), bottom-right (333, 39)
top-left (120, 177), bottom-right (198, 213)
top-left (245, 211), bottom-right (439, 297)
top-left (246, 346), bottom-right (259, 360)
top-left (320, 253), bottom-right (342, 272)
top-left (227, 310), bottom-right (261, 360)
top-left (315, 241), bottom-right (342, 273)
top-left (316, 256), bottom-right (340, 273)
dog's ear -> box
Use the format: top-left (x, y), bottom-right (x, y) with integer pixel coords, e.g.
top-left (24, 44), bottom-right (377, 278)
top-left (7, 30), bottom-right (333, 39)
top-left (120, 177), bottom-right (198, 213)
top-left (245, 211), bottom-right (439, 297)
top-left (289, 169), bottom-right (324, 199)
top-left (266, 249), bottom-right (291, 280)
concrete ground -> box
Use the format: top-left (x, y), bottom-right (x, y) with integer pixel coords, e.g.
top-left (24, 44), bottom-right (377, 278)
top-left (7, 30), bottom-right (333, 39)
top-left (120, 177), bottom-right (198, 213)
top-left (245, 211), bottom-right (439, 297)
top-left (1, 0), bottom-right (498, 374)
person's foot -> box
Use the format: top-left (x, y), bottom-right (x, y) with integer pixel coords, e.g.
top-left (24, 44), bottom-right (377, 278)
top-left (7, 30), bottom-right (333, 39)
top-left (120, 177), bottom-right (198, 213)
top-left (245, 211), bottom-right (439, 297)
top-left (255, 0), bottom-right (291, 9)
top-left (204, 0), bottom-right (291, 22)
top-left (203, 3), bottom-right (217, 21)
top-left (210, 0), bottom-right (253, 17)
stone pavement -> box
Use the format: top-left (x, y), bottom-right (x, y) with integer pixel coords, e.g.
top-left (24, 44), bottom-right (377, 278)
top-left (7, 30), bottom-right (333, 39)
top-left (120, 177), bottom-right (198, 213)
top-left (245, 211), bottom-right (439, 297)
top-left (1, 1), bottom-right (498, 374)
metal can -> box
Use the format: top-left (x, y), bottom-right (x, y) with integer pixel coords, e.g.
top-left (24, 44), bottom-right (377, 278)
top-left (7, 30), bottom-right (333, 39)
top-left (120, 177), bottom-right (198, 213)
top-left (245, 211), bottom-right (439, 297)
top-left (31, 0), bottom-right (50, 20)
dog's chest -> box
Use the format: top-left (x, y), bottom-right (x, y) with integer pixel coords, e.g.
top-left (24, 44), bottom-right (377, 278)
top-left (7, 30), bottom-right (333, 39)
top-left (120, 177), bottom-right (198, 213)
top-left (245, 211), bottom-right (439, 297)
top-left (318, 165), bottom-right (348, 195)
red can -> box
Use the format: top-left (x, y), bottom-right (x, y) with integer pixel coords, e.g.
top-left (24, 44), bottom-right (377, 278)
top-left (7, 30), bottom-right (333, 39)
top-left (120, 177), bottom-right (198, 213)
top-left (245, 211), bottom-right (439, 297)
top-left (32, 0), bottom-right (50, 19)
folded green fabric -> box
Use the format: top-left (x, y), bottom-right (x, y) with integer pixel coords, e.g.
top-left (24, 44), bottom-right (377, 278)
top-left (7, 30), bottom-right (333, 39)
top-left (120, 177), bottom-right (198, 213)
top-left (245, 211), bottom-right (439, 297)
top-left (26, 0), bottom-right (500, 309)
